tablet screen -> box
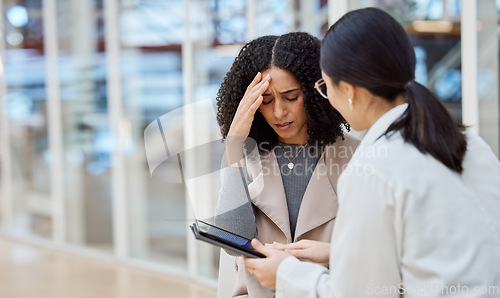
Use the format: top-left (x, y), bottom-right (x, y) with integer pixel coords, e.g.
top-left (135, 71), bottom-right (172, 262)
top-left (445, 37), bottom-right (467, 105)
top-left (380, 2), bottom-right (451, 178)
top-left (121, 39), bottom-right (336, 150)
top-left (196, 220), bottom-right (254, 250)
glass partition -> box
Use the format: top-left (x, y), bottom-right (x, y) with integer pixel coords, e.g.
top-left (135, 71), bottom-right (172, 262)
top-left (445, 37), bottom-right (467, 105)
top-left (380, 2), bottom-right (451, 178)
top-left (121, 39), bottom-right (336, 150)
top-left (55, 0), bottom-right (114, 251)
top-left (189, 0), bottom-right (246, 279)
top-left (256, 0), bottom-right (329, 37)
top-left (3, 0), bottom-right (52, 238)
top-left (118, 0), bottom-right (188, 269)
top-left (477, 0), bottom-right (499, 156)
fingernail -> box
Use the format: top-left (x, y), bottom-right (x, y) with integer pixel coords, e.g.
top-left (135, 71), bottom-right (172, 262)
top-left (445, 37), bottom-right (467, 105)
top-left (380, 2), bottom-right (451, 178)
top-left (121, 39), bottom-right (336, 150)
top-left (266, 74), bottom-right (271, 79)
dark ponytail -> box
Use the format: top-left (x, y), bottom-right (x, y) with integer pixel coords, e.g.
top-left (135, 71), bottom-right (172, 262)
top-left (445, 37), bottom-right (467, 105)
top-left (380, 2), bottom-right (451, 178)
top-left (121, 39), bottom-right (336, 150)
top-left (387, 81), bottom-right (466, 173)
top-left (321, 7), bottom-right (467, 173)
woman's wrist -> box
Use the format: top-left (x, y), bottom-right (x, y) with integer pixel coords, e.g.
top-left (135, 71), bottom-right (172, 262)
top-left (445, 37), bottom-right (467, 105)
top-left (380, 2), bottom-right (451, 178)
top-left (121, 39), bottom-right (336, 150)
top-left (225, 136), bottom-right (246, 166)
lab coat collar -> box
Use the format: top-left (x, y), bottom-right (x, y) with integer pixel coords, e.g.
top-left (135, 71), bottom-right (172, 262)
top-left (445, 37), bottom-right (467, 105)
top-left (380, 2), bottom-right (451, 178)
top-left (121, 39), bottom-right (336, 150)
top-left (361, 103), bottom-right (409, 146)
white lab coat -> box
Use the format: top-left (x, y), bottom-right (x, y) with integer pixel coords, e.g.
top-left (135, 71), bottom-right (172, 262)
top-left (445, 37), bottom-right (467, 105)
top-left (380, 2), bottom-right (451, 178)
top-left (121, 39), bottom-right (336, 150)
top-left (276, 103), bottom-right (500, 298)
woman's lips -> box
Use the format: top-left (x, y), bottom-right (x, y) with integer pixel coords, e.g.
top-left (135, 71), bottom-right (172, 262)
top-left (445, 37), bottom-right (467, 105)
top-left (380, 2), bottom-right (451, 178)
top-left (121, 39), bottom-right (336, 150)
top-left (276, 121), bottom-right (293, 130)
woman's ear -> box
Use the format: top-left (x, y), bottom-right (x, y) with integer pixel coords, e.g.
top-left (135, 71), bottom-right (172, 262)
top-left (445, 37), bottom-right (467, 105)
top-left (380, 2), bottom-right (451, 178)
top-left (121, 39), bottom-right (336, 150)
top-left (338, 80), bottom-right (355, 101)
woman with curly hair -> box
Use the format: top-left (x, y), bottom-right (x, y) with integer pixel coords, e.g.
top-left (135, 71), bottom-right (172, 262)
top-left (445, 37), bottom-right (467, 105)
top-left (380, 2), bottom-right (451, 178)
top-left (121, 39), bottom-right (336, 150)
top-left (214, 32), bottom-right (358, 297)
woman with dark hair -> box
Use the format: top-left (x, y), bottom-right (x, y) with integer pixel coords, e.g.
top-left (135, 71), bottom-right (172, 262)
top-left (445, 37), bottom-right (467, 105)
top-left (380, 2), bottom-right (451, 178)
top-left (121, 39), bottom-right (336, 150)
top-left (244, 8), bottom-right (500, 297)
top-left (214, 32), bottom-right (358, 297)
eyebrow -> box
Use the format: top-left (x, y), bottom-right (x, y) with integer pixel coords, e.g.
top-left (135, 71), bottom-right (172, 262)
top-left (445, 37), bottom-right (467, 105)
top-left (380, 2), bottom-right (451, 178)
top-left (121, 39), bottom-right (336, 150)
top-left (262, 88), bottom-right (302, 96)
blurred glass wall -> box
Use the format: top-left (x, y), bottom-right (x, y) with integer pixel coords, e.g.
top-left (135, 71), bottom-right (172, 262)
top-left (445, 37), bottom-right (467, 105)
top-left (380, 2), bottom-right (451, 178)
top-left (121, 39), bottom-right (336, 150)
top-left (3, 0), bottom-right (53, 238)
top-left (0, 0), bottom-right (331, 283)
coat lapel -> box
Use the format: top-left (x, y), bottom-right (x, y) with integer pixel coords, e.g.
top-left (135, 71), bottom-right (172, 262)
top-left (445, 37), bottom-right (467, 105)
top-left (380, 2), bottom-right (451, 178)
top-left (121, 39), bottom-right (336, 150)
top-left (294, 149), bottom-right (338, 241)
top-left (247, 149), bottom-right (293, 242)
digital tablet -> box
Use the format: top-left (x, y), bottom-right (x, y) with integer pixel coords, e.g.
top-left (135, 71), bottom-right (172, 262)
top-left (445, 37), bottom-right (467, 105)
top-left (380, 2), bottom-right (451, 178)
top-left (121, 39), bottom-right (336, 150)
top-left (190, 220), bottom-right (265, 258)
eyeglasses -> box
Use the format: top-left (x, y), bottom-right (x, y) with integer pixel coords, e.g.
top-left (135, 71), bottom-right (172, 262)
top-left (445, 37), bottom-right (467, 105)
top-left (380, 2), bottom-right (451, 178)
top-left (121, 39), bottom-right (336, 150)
top-left (314, 78), bottom-right (328, 99)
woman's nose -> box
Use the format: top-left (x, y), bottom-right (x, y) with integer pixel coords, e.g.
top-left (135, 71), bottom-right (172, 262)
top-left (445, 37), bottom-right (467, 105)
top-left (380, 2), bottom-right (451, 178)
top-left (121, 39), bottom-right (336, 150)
top-left (273, 100), bottom-right (286, 118)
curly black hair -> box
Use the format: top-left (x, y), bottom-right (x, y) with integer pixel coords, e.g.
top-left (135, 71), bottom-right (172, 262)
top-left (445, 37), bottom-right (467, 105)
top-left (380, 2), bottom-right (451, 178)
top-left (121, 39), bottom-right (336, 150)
top-left (216, 32), bottom-right (349, 151)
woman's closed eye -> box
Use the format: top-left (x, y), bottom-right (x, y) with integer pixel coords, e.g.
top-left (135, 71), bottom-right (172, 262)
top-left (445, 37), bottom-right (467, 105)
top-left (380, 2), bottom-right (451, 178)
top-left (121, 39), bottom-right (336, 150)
top-left (262, 96), bottom-right (299, 105)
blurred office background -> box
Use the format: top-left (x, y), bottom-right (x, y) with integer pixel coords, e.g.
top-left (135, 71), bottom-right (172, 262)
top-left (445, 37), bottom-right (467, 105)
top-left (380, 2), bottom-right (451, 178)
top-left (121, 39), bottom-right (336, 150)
top-left (0, 0), bottom-right (499, 295)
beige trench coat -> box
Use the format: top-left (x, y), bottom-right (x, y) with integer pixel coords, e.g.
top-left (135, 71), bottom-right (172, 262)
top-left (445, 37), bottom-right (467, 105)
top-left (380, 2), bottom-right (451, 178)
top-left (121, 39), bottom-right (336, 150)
top-left (229, 135), bottom-right (359, 297)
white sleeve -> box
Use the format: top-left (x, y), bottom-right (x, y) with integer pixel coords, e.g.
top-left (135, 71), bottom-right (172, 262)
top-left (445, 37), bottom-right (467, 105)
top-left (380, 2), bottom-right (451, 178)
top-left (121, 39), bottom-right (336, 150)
top-left (276, 256), bottom-right (331, 298)
top-left (275, 164), bottom-right (403, 298)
